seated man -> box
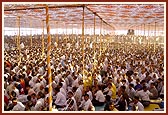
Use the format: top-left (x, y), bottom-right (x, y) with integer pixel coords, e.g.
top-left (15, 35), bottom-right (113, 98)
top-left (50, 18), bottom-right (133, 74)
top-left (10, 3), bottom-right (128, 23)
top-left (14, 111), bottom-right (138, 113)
top-left (64, 91), bottom-right (77, 111)
top-left (108, 102), bottom-right (118, 111)
top-left (79, 94), bottom-right (94, 111)
top-left (104, 95), bottom-right (118, 111)
top-left (33, 91), bottom-right (45, 111)
top-left (132, 96), bottom-right (144, 111)
top-left (149, 82), bottom-right (158, 99)
top-left (135, 85), bottom-right (153, 107)
top-left (12, 97), bottom-right (25, 111)
top-left (115, 94), bottom-right (127, 111)
top-left (92, 85), bottom-right (105, 106)
top-left (53, 87), bottom-right (66, 109)
top-left (103, 82), bottom-right (116, 101)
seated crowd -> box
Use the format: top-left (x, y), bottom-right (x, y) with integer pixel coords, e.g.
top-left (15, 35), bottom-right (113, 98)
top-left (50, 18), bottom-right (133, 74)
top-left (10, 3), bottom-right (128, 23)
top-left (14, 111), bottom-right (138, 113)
top-left (4, 35), bottom-right (164, 111)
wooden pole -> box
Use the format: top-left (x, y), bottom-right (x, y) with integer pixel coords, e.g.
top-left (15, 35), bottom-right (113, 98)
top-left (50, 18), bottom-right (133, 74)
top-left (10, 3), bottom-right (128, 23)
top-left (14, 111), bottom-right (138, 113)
top-left (65, 24), bottom-right (67, 45)
top-left (42, 20), bottom-right (45, 58)
top-left (15, 33), bottom-right (17, 48)
top-left (93, 14), bottom-right (96, 54)
top-left (148, 23), bottom-right (150, 36)
top-left (17, 18), bottom-right (19, 50)
top-left (136, 26), bottom-right (137, 36)
top-left (46, 5), bottom-right (52, 111)
top-left (148, 23), bottom-right (150, 49)
top-left (82, 6), bottom-right (85, 79)
top-left (56, 23), bottom-right (59, 45)
top-left (72, 24), bottom-right (74, 35)
top-left (155, 22), bottom-right (157, 37)
top-left (100, 20), bottom-right (102, 56)
top-left (141, 24), bottom-right (143, 36)
top-left (93, 14), bottom-right (96, 71)
top-left (24, 21), bottom-right (27, 47)
top-left (70, 24), bottom-right (75, 42)
top-left (30, 19), bottom-right (32, 48)
top-left (17, 16), bottom-right (21, 65)
top-left (138, 25), bottom-right (140, 35)
top-left (143, 24), bottom-right (146, 47)
top-left (144, 24), bottom-right (145, 36)
top-left (15, 19), bottom-right (17, 47)
top-left (154, 22), bottom-right (156, 52)
top-left (55, 21), bottom-right (58, 46)
top-left (85, 24), bottom-right (87, 47)
top-left (102, 22), bottom-right (104, 52)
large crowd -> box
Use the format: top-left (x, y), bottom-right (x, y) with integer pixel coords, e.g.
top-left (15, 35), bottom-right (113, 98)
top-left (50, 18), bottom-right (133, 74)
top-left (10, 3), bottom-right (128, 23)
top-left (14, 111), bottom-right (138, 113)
top-left (3, 34), bottom-right (164, 111)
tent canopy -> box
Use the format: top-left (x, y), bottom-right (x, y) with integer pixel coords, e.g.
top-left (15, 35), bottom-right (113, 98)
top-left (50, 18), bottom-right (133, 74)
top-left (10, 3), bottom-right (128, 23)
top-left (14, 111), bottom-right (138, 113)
top-left (4, 3), bottom-right (164, 31)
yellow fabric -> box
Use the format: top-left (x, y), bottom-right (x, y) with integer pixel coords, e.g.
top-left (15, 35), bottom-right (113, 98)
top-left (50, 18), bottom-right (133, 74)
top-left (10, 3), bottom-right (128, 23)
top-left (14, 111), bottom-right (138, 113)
top-left (111, 83), bottom-right (117, 99)
top-left (144, 104), bottom-right (160, 111)
top-left (84, 76), bottom-right (92, 89)
top-left (150, 99), bottom-right (162, 104)
top-left (112, 108), bottom-right (118, 111)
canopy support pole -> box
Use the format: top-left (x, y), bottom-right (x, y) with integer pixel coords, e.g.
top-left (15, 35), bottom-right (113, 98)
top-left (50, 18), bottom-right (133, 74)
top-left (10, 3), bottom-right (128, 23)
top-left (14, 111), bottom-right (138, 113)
top-left (15, 19), bottom-right (17, 47)
top-left (154, 22), bottom-right (156, 52)
top-left (148, 23), bottom-right (150, 49)
top-left (46, 5), bottom-right (52, 111)
top-left (30, 19), bottom-right (32, 48)
top-left (141, 24), bottom-right (143, 35)
top-left (65, 24), bottom-right (67, 46)
top-left (100, 20), bottom-right (102, 56)
top-left (17, 16), bottom-right (21, 65)
top-left (57, 22), bottom-right (59, 46)
top-left (144, 24), bottom-right (145, 36)
top-left (82, 6), bottom-right (85, 80)
top-left (93, 14), bottom-right (96, 71)
top-left (72, 24), bottom-right (74, 35)
top-left (42, 20), bottom-right (45, 58)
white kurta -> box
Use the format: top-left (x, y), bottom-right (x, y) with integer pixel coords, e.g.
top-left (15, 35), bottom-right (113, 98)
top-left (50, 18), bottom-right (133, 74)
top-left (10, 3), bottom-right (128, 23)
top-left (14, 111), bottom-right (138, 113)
top-left (12, 102), bottom-right (25, 111)
top-left (54, 92), bottom-right (66, 106)
top-left (34, 98), bottom-right (44, 111)
top-left (95, 90), bottom-right (105, 102)
top-left (135, 90), bottom-right (152, 101)
top-left (79, 99), bottom-right (93, 111)
top-left (135, 101), bottom-right (144, 111)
